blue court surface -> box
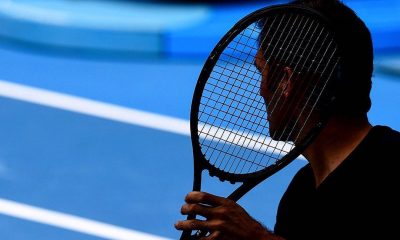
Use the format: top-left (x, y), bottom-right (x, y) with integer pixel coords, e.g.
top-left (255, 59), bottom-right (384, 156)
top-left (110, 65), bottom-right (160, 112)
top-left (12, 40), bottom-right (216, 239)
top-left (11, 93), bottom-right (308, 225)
top-left (0, 0), bottom-right (399, 239)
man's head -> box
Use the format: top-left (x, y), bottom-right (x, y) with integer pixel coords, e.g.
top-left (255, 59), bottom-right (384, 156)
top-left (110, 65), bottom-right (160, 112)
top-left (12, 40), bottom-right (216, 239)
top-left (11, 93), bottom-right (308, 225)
top-left (290, 0), bottom-right (374, 116)
top-left (256, 0), bottom-right (373, 141)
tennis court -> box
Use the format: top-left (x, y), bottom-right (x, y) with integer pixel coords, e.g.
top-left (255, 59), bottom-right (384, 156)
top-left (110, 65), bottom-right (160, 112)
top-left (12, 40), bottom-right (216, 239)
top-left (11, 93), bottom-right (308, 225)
top-left (0, 0), bottom-right (399, 239)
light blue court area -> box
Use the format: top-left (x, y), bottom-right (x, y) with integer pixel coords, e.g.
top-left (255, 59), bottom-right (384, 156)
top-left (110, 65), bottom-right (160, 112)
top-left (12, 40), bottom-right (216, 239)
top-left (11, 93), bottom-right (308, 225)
top-left (0, 0), bottom-right (210, 57)
top-left (1, 0), bottom-right (399, 58)
top-left (0, 46), bottom-right (200, 120)
top-left (0, 0), bottom-right (399, 239)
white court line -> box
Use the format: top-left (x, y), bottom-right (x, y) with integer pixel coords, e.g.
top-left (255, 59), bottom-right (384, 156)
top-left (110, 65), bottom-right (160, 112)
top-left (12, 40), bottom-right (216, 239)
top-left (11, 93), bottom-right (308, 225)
top-left (0, 80), bottom-right (190, 136)
top-left (0, 198), bottom-right (172, 240)
top-left (0, 80), bottom-right (305, 159)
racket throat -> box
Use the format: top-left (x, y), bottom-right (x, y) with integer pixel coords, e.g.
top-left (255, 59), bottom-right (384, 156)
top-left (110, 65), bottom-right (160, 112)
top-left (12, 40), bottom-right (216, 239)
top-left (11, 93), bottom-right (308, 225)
top-left (192, 166), bottom-right (203, 192)
top-left (227, 178), bottom-right (265, 202)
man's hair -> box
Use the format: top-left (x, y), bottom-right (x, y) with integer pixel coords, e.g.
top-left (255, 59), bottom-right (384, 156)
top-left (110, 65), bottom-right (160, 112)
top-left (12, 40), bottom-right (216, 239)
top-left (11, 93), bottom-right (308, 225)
top-left (258, 0), bottom-right (373, 116)
top-left (294, 0), bottom-right (373, 116)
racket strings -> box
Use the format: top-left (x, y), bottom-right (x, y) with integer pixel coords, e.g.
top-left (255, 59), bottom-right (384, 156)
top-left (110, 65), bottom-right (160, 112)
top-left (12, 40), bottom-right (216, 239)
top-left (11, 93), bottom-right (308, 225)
top-left (249, 17), bottom-right (339, 172)
top-left (265, 25), bottom-right (338, 144)
top-left (216, 56), bottom-right (278, 172)
top-left (293, 56), bottom-right (340, 142)
top-left (199, 43), bottom-right (265, 169)
top-left (202, 65), bottom-right (270, 170)
top-left (198, 106), bottom-right (265, 147)
top-left (245, 14), bottom-right (309, 170)
top-left (199, 15), bottom-right (293, 173)
top-left (240, 14), bottom-right (310, 170)
top-left (259, 12), bottom-right (338, 146)
top-left (232, 14), bottom-right (304, 172)
top-left (198, 20), bottom-right (261, 127)
top-left (198, 12), bottom-right (340, 175)
top-left (261, 19), bottom-right (319, 126)
top-left (199, 21), bottom-right (267, 161)
top-left (265, 20), bottom-right (324, 142)
top-left (202, 140), bottom-right (273, 169)
top-left (236, 17), bottom-right (300, 172)
top-left (200, 55), bottom-right (273, 170)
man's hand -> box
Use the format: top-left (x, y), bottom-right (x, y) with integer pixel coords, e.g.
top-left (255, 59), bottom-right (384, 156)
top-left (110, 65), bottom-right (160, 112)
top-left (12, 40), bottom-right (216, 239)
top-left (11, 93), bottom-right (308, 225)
top-left (175, 191), bottom-right (283, 240)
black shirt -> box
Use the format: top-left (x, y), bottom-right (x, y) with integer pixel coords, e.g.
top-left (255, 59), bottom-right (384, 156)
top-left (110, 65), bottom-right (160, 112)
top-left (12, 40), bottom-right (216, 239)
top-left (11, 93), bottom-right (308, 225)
top-left (274, 125), bottom-right (400, 240)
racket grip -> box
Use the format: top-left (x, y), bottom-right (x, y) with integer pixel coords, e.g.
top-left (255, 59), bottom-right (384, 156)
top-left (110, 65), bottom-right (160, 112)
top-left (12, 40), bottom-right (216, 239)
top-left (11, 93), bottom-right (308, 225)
top-left (180, 230), bottom-right (192, 240)
top-left (180, 230), bottom-right (208, 240)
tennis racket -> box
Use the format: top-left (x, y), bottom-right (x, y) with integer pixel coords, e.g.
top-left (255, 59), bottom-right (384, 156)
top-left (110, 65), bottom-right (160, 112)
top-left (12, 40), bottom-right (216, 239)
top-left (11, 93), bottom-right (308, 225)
top-left (180, 4), bottom-right (342, 239)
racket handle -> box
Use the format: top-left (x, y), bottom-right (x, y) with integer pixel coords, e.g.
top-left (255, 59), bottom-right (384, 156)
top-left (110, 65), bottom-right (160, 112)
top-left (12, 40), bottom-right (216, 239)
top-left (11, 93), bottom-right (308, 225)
top-left (180, 230), bottom-right (208, 240)
top-left (179, 214), bottom-right (196, 240)
top-left (180, 230), bottom-right (192, 240)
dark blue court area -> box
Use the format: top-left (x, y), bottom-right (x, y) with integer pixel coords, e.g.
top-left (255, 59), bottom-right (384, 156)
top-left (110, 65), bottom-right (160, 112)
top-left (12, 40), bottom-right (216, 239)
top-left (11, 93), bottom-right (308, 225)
top-left (0, 0), bottom-right (399, 239)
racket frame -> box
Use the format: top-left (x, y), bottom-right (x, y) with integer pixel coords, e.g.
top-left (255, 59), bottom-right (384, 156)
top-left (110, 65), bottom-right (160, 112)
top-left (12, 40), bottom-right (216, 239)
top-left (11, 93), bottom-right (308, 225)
top-left (190, 4), bottom-right (338, 191)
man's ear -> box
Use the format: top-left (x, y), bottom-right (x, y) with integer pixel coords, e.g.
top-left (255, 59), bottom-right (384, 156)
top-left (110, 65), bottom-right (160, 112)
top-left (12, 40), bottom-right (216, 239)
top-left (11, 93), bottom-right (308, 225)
top-left (282, 67), bottom-right (294, 98)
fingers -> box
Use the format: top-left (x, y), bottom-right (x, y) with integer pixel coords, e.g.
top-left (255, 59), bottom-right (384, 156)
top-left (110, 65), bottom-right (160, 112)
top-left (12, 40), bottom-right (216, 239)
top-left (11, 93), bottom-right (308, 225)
top-left (181, 203), bottom-right (213, 218)
top-left (181, 192), bottom-right (234, 219)
top-left (175, 219), bottom-right (226, 232)
top-left (185, 191), bottom-right (231, 207)
top-left (175, 219), bottom-right (208, 231)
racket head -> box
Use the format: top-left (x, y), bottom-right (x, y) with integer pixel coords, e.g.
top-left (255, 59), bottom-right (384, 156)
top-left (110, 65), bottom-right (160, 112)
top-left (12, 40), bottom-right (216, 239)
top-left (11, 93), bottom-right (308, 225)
top-left (190, 4), bottom-right (343, 184)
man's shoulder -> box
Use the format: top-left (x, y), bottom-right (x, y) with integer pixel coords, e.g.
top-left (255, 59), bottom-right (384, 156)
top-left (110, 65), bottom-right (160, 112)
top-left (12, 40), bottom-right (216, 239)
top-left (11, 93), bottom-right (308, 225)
top-left (370, 125), bottom-right (400, 153)
top-left (376, 125), bottom-right (400, 142)
top-left (285, 164), bottom-right (313, 191)
top-left (362, 125), bottom-right (400, 178)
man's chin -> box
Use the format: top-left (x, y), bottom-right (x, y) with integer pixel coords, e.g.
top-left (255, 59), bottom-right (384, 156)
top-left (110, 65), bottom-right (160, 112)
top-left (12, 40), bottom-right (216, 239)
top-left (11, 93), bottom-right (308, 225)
top-left (269, 129), bottom-right (291, 142)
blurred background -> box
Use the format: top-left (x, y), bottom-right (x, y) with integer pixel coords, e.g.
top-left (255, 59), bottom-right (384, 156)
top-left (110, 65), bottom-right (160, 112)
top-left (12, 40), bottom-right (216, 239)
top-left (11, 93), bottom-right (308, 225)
top-left (0, 0), bottom-right (399, 239)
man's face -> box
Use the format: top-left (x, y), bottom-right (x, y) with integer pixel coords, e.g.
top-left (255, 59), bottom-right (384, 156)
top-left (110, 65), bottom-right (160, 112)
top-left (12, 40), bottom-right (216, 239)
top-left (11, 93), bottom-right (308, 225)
top-left (255, 50), bottom-right (295, 141)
